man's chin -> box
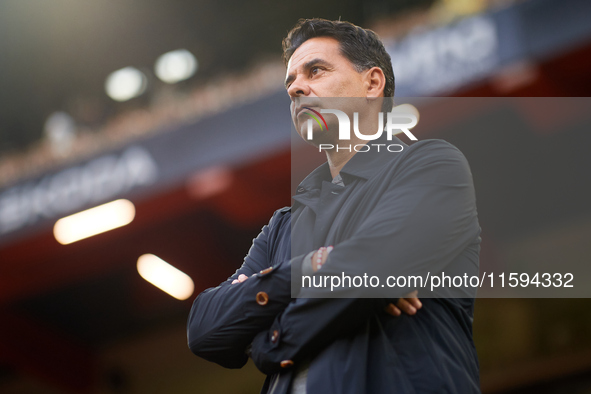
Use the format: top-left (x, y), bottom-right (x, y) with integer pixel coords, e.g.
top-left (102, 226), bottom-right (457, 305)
top-left (294, 119), bottom-right (339, 146)
top-left (298, 131), bottom-right (336, 148)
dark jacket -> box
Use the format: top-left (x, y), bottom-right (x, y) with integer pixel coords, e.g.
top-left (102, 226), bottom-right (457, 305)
top-left (188, 137), bottom-right (481, 394)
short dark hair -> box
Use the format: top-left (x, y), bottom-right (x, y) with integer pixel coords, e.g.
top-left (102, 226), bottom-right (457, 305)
top-left (282, 18), bottom-right (395, 111)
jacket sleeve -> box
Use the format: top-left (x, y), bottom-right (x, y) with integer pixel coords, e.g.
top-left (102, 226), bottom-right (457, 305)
top-left (187, 207), bottom-right (305, 369)
top-left (251, 141), bottom-right (481, 374)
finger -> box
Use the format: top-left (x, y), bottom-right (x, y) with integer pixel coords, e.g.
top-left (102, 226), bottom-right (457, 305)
top-left (231, 279), bottom-right (239, 284)
top-left (402, 290), bottom-right (421, 309)
top-left (313, 247), bottom-right (326, 272)
top-left (384, 303), bottom-right (401, 317)
top-left (238, 274), bottom-right (248, 283)
top-left (406, 297), bottom-right (422, 310)
top-left (320, 246), bottom-right (331, 265)
top-left (396, 298), bottom-right (417, 315)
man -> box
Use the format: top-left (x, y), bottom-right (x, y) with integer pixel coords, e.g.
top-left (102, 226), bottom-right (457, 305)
top-left (188, 18), bottom-right (481, 394)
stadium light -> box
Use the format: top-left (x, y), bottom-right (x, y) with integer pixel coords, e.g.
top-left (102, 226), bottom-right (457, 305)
top-left (137, 254), bottom-right (194, 300)
top-left (154, 49), bottom-right (198, 84)
top-left (53, 199), bottom-right (135, 244)
top-left (105, 67), bottom-right (147, 101)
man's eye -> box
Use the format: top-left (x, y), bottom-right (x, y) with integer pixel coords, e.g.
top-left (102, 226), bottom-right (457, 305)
top-left (311, 67), bottom-right (321, 75)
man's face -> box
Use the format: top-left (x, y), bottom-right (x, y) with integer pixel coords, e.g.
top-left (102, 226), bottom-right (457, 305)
top-left (285, 37), bottom-right (369, 143)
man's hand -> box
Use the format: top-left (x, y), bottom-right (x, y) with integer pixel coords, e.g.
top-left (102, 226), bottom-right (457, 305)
top-left (384, 290), bottom-right (422, 316)
top-left (231, 274), bottom-right (253, 284)
top-left (311, 246), bottom-right (422, 317)
top-left (311, 246), bottom-right (334, 272)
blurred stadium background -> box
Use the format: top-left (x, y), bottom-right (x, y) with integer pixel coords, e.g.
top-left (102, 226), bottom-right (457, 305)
top-left (1, 0), bottom-right (591, 392)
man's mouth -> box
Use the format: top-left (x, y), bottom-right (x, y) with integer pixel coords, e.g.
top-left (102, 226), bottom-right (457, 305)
top-left (295, 105), bottom-right (308, 117)
top-left (295, 105), bottom-right (322, 118)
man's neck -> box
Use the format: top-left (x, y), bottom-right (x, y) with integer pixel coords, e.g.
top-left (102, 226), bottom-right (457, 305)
top-left (325, 134), bottom-right (370, 178)
top-left (324, 115), bottom-right (380, 178)
top-left (326, 149), bottom-right (356, 178)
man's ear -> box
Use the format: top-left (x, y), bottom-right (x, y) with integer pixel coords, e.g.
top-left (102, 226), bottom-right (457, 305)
top-left (364, 67), bottom-right (386, 99)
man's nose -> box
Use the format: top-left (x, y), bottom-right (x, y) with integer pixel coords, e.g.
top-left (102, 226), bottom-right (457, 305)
top-left (287, 78), bottom-right (309, 97)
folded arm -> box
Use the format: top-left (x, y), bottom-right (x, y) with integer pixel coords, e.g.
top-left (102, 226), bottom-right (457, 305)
top-left (187, 207), bottom-right (302, 368)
